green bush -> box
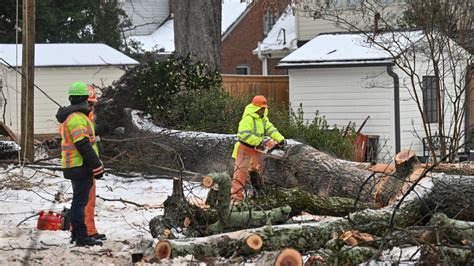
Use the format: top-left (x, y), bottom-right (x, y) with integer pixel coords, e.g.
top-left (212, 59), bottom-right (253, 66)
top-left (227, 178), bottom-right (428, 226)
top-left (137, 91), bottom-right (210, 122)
top-left (270, 104), bottom-right (356, 160)
top-left (129, 54), bottom-right (245, 132)
top-left (164, 88), bottom-right (247, 133)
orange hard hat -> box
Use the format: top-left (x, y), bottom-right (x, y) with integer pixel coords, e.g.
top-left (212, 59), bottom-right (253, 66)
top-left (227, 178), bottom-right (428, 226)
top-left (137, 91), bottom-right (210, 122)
top-left (251, 95), bottom-right (268, 108)
top-left (87, 85), bottom-right (97, 103)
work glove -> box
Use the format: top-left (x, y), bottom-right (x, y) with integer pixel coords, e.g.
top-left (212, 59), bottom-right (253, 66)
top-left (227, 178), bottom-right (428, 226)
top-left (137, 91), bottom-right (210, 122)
top-left (95, 136), bottom-right (104, 155)
top-left (256, 141), bottom-right (265, 150)
top-left (93, 165), bottom-right (105, 179)
top-left (278, 139), bottom-right (287, 148)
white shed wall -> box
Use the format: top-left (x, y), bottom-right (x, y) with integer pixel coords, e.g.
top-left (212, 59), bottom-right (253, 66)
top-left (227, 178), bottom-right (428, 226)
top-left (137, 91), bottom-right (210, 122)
top-left (1, 66), bottom-right (127, 135)
top-left (288, 66), bottom-right (395, 160)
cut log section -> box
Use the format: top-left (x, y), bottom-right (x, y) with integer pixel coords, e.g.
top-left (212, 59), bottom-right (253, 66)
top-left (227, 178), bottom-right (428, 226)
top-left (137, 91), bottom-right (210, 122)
top-left (202, 175), bottom-right (214, 188)
top-left (373, 150), bottom-right (425, 206)
top-left (272, 248), bottom-right (303, 266)
top-left (183, 217), bottom-right (191, 228)
top-left (154, 232), bottom-right (266, 259)
top-left (155, 240), bottom-right (172, 260)
top-left (246, 234), bottom-right (263, 251)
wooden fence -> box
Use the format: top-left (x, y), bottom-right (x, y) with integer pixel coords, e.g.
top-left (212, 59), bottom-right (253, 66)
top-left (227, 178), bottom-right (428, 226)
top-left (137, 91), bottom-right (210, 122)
top-left (222, 75), bottom-right (289, 107)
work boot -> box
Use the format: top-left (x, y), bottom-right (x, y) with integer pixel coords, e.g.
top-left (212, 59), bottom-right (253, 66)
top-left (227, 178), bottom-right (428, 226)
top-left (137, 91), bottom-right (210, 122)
top-left (89, 233), bottom-right (107, 240)
top-left (76, 237), bottom-right (103, 247)
top-left (70, 232), bottom-right (76, 244)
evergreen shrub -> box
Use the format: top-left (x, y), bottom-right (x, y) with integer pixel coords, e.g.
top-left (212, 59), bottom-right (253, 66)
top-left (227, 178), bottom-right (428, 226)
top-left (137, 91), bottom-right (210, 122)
top-left (270, 104), bottom-right (356, 160)
top-left (130, 54), bottom-right (245, 132)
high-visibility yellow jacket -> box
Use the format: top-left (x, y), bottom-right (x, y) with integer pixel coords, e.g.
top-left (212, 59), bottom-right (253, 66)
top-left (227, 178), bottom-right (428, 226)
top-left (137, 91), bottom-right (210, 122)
top-left (232, 103), bottom-right (284, 158)
top-left (60, 112), bottom-right (99, 168)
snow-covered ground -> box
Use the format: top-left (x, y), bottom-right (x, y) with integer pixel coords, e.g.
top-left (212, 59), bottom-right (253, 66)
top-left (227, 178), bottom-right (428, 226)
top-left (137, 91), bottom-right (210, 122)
top-left (0, 161), bottom-right (430, 265)
top-left (0, 164), bottom-right (208, 265)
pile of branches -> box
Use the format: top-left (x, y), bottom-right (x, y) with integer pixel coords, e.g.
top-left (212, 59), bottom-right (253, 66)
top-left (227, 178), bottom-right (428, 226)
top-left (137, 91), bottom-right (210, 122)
top-left (134, 150), bottom-right (473, 264)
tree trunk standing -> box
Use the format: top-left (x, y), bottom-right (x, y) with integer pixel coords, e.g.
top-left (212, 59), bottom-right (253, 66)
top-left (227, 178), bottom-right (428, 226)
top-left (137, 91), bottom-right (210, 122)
top-left (172, 0), bottom-right (222, 70)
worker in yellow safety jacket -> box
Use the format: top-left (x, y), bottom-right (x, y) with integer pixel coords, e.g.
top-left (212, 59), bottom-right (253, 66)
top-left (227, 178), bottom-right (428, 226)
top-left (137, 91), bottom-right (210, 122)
top-left (231, 95), bottom-right (286, 201)
top-left (56, 82), bottom-right (104, 247)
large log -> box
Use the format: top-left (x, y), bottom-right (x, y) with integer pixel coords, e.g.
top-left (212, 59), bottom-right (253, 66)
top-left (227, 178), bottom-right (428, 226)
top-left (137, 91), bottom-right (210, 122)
top-left (154, 232), bottom-right (265, 259)
top-left (101, 109), bottom-right (427, 205)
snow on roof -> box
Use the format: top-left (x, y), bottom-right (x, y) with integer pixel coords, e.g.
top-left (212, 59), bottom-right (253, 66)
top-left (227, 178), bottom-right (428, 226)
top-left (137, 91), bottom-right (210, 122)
top-left (128, 0), bottom-right (249, 53)
top-left (128, 19), bottom-right (175, 53)
top-left (221, 0), bottom-right (250, 36)
top-left (0, 43), bottom-right (139, 67)
top-left (253, 7), bottom-right (296, 56)
top-left (279, 31), bottom-right (424, 68)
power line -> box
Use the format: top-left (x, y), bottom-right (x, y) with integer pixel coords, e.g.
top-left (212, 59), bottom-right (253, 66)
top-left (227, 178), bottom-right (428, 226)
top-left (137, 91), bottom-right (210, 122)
top-left (0, 58), bottom-right (62, 107)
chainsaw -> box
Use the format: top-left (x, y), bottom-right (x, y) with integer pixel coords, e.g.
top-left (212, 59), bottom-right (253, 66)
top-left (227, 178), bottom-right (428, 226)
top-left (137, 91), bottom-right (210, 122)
top-left (254, 139), bottom-right (287, 160)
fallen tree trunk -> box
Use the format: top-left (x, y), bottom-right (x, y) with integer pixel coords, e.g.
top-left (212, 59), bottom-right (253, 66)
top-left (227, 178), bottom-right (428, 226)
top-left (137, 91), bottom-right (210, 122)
top-left (101, 109), bottom-right (432, 205)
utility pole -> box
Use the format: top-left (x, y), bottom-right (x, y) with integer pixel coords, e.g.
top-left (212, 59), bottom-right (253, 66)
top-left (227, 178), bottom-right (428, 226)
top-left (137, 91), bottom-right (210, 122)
top-left (21, 0), bottom-right (35, 162)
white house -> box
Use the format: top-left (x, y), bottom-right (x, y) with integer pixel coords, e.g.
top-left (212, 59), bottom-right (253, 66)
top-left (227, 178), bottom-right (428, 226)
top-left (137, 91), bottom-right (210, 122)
top-left (294, 0), bottom-right (406, 43)
top-left (279, 31), bottom-right (471, 161)
top-left (252, 7), bottom-right (297, 75)
top-left (126, 0), bottom-right (248, 53)
top-left (0, 43), bottom-right (138, 136)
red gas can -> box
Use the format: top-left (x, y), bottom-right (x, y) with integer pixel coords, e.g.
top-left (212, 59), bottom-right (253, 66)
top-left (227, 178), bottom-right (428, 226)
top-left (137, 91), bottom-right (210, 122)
top-left (36, 210), bottom-right (63, 231)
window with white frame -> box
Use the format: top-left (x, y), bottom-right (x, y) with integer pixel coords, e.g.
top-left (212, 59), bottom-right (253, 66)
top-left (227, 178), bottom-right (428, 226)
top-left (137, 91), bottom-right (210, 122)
top-left (236, 65), bottom-right (251, 75)
top-left (263, 8), bottom-right (275, 35)
top-left (422, 76), bottom-right (438, 123)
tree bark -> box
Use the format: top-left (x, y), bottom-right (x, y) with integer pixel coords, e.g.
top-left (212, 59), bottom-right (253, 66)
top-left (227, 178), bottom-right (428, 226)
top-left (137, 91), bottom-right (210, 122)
top-left (243, 188), bottom-right (377, 217)
top-left (154, 232), bottom-right (265, 259)
top-left (307, 246), bottom-right (378, 265)
top-left (146, 175), bottom-right (473, 262)
top-left (172, 0), bottom-right (222, 71)
top-left (108, 110), bottom-right (388, 201)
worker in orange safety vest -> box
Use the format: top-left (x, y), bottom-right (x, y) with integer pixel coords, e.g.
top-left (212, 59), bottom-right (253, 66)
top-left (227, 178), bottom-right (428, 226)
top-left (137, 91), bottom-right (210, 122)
top-left (56, 82), bottom-right (104, 247)
top-left (231, 95), bottom-right (286, 201)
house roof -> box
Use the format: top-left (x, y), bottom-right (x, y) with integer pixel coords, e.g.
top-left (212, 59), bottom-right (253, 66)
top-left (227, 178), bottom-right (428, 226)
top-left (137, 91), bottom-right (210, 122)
top-left (253, 7), bottom-right (297, 57)
top-left (128, 19), bottom-right (175, 53)
top-left (278, 31), bottom-right (424, 68)
top-left (128, 0), bottom-right (249, 53)
top-left (0, 43), bottom-right (139, 67)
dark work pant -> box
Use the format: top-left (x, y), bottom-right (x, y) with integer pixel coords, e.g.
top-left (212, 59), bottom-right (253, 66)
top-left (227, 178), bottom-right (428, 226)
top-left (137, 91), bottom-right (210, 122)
top-left (71, 177), bottom-right (93, 240)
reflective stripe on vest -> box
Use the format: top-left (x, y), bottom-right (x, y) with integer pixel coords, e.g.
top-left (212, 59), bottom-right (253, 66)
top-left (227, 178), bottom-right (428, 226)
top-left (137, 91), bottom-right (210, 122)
top-left (61, 112), bottom-right (96, 168)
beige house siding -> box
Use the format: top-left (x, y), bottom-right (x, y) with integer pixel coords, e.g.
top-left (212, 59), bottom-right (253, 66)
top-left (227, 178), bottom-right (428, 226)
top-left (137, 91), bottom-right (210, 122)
top-left (295, 0), bottom-right (406, 41)
top-left (0, 66), bottom-right (126, 135)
